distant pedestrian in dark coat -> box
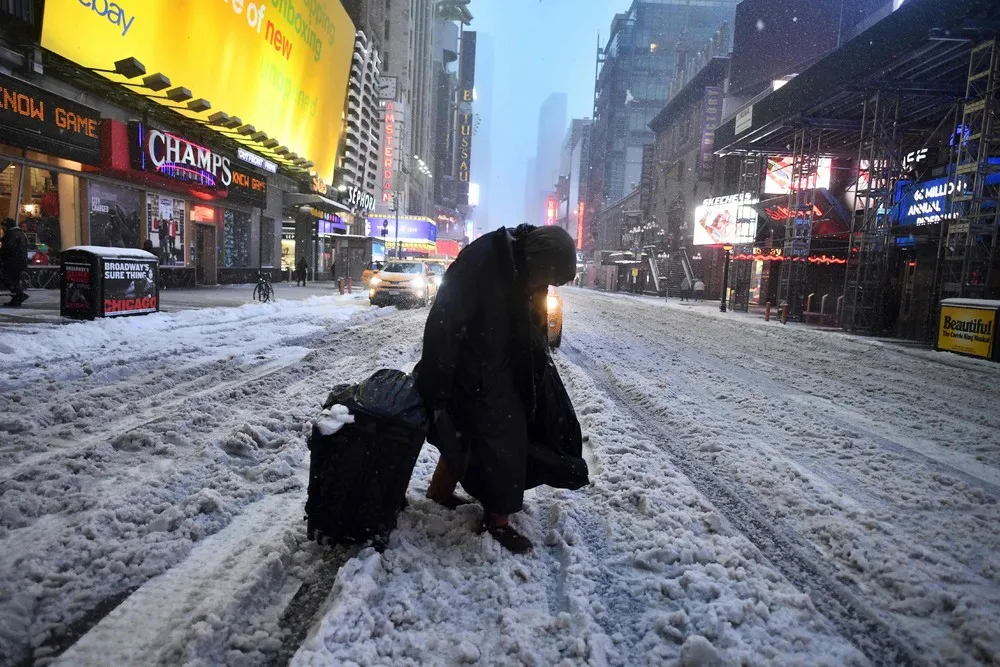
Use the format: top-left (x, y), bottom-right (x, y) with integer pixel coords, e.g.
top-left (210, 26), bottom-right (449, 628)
top-left (296, 257), bottom-right (309, 286)
top-left (680, 276), bottom-right (692, 301)
top-left (0, 218), bottom-right (28, 307)
top-left (416, 224), bottom-right (586, 554)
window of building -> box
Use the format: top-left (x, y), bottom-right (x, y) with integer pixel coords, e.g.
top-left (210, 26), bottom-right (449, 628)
top-left (1, 161), bottom-right (83, 260)
top-left (223, 209), bottom-right (251, 268)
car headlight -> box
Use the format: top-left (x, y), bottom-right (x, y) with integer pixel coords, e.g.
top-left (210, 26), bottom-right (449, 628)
top-left (370, 276), bottom-right (381, 286)
top-left (411, 276), bottom-right (426, 291)
top-left (546, 295), bottom-right (559, 311)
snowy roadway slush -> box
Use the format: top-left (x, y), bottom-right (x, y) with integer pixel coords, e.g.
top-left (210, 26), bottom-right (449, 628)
top-left (1, 289), bottom-right (998, 666)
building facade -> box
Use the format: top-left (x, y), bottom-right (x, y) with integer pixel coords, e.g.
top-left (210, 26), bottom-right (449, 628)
top-left (528, 93), bottom-right (568, 227)
top-left (588, 0), bottom-right (739, 250)
top-left (1, 1), bottom-right (357, 290)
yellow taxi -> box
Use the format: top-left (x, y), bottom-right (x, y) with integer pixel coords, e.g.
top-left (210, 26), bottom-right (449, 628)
top-left (361, 260), bottom-right (383, 288)
top-left (546, 286), bottom-right (563, 348)
top-left (369, 260), bottom-right (439, 308)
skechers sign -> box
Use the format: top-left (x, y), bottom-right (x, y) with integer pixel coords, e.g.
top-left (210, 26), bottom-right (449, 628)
top-left (131, 123), bottom-right (232, 188)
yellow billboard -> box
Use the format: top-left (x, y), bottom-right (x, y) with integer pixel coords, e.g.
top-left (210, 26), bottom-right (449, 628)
top-left (938, 304), bottom-right (997, 359)
top-left (41, 0), bottom-right (354, 184)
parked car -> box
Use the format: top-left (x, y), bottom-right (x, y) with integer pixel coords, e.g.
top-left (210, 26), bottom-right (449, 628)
top-left (369, 261), bottom-right (438, 308)
top-left (546, 286), bottom-right (563, 348)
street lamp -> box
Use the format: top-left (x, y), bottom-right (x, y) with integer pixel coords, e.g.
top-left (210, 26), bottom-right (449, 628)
top-left (720, 243), bottom-right (733, 313)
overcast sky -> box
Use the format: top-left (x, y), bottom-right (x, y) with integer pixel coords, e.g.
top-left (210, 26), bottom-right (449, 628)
top-left (470, 0), bottom-right (632, 229)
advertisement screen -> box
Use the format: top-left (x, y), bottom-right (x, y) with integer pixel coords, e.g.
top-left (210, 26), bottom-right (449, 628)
top-left (147, 194), bottom-right (185, 265)
top-left (364, 217), bottom-right (436, 243)
top-left (41, 0), bottom-right (355, 183)
top-left (893, 176), bottom-right (965, 227)
top-left (764, 156), bottom-right (832, 194)
top-left (693, 194), bottom-right (758, 246)
top-left (90, 182), bottom-right (142, 248)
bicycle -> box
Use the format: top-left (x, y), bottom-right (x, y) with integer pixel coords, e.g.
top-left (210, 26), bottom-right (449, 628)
top-left (253, 270), bottom-right (274, 303)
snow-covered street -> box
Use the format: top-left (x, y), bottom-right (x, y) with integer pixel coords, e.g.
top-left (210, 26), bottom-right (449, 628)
top-left (1, 289), bottom-right (998, 666)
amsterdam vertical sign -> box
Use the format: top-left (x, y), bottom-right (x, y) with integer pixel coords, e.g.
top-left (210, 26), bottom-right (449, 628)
top-left (456, 31), bottom-right (477, 207)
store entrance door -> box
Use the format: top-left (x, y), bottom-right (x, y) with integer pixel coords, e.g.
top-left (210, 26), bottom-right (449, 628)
top-left (194, 223), bottom-right (217, 285)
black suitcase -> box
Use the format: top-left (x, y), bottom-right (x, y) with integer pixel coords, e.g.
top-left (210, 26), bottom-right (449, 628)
top-left (305, 369), bottom-right (429, 549)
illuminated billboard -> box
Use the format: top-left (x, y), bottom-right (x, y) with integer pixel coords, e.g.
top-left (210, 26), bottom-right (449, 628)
top-left (693, 193), bottom-right (759, 246)
top-left (41, 0), bottom-right (355, 184)
top-left (545, 196), bottom-right (557, 226)
top-left (764, 156), bottom-right (832, 194)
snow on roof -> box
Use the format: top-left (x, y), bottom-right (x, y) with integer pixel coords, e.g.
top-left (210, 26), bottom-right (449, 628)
top-left (940, 298), bottom-right (1000, 309)
top-left (65, 246), bottom-right (157, 260)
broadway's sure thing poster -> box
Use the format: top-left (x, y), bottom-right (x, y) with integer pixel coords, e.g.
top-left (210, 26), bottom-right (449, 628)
top-left (147, 194), bottom-right (186, 265)
top-left (90, 183), bottom-right (141, 248)
top-left (62, 262), bottom-right (93, 314)
top-left (103, 259), bottom-right (158, 317)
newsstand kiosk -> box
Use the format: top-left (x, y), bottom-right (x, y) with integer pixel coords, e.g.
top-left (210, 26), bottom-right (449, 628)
top-left (60, 246), bottom-right (160, 320)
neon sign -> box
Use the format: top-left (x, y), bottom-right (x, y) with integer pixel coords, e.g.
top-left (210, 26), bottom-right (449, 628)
top-left (382, 102), bottom-right (396, 203)
top-left (545, 197), bottom-right (557, 226)
top-left (136, 124), bottom-right (232, 187)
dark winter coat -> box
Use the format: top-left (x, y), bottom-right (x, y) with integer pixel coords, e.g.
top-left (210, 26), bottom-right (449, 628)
top-left (0, 225), bottom-right (28, 281)
top-left (415, 226), bottom-right (588, 514)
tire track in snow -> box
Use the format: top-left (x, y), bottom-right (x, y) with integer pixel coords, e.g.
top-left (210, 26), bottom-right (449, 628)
top-left (2, 307), bottom-right (428, 667)
top-left (562, 340), bottom-right (927, 667)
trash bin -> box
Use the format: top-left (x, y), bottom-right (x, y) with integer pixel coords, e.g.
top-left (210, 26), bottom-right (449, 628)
top-left (937, 298), bottom-right (1000, 361)
top-left (60, 246), bottom-right (159, 320)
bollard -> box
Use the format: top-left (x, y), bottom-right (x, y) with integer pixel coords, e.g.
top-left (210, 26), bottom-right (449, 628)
top-left (765, 301), bottom-right (772, 322)
top-left (337, 278), bottom-right (345, 295)
top-left (781, 304), bottom-right (788, 325)
top-left (347, 278), bottom-right (353, 294)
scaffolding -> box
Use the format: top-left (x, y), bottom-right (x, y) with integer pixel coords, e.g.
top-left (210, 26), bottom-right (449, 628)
top-left (728, 154), bottom-right (764, 312)
top-left (941, 39), bottom-right (1000, 299)
top-left (843, 90), bottom-right (904, 333)
top-left (776, 128), bottom-right (822, 320)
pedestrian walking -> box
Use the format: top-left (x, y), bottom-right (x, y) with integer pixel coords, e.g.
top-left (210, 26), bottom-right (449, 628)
top-left (142, 239), bottom-right (156, 255)
top-left (680, 275), bottom-right (692, 301)
top-left (416, 224), bottom-right (587, 554)
top-left (0, 218), bottom-right (29, 307)
top-left (296, 256), bottom-right (309, 287)
top-left (693, 278), bottom-right (705, 301)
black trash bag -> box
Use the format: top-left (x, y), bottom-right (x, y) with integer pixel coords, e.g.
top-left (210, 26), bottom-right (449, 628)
top-left (525, 358), bottom-right (589, 491)
top-left (307, 369), bottom-right (430, 550)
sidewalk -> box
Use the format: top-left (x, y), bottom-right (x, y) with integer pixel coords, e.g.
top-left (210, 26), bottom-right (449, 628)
top-left (0, 282), bottom-right (366, 326)
top-left (575, 288), bottom-right (993, 370)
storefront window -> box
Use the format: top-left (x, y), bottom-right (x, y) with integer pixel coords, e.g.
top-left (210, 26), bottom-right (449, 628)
top-left (89, 181), bottom-right (142, 248)
top-left (0, 161), bottom-right (82, 261)
top-left (222, 209), bottom-right (251, 268)
top-left (281, 231), bottom-right (295, 269)
top-left (146, 193), bottom-right (187, 265)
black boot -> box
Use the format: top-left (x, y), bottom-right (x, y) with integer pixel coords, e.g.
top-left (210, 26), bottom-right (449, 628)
top-left (480, 517), bottom-right (533, 554)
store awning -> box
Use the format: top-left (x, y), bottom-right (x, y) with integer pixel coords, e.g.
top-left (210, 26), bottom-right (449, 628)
top-left (284, 192), bottom-right (351, 213)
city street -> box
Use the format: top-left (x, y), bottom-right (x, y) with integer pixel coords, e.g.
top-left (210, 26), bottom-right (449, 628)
top-left (1, 289), bottom-right (997, 666)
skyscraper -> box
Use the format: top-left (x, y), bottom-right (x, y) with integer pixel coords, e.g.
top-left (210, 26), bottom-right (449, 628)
top-left (588, 0), bottom-right (738, 246)
top-left (530, 93), bottom-right (568, 226)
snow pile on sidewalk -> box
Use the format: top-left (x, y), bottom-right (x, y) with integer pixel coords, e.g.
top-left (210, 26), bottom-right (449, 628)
top-left (291, 356), bottom-right (864, 666)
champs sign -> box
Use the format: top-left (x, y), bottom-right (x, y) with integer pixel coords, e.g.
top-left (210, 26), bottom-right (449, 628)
top-left (132, 124), bottom-right (232, 188)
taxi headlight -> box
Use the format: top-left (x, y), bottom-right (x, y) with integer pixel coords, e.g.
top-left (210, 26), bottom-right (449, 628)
top-left (546, 295), bottom-right (559, 311)
top-left (370, 276), bottom-right (382, 286)
top-left (411, 276), bottom-right (426, 291)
